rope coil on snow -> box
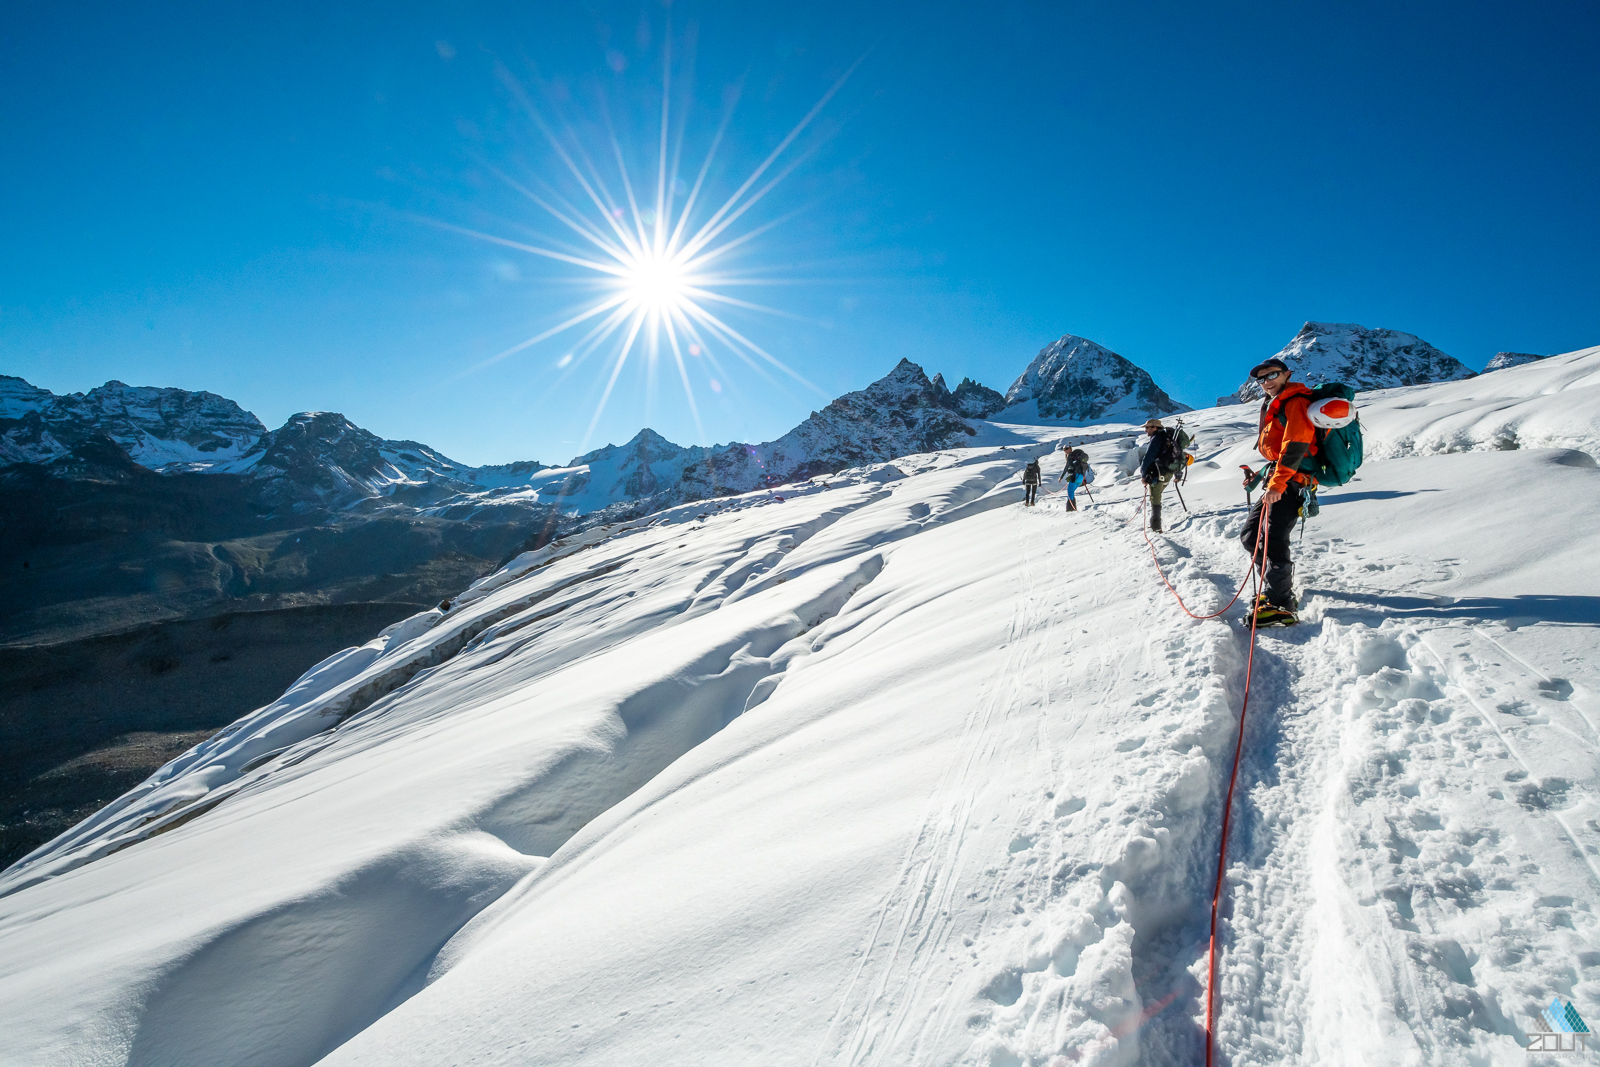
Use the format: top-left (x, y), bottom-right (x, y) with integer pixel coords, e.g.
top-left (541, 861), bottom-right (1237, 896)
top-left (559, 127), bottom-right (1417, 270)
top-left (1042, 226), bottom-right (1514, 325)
top-left (1134, 488), bottom-right (1270, 1066)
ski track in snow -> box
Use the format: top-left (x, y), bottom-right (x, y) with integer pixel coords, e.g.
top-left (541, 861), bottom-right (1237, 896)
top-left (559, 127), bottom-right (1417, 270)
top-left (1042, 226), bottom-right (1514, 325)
top-left (1, 348), bottom-right (1598, 1067)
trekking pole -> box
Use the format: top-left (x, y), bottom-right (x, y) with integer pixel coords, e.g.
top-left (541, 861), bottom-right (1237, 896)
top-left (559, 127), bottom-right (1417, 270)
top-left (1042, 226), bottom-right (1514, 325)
top-left (1173, 479), bottom-right (1191, 514)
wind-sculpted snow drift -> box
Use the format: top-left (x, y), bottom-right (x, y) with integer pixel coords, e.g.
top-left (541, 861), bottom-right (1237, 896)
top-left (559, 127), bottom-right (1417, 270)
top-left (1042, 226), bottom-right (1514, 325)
top-left (1, 347), bottom-right (1598, 1066)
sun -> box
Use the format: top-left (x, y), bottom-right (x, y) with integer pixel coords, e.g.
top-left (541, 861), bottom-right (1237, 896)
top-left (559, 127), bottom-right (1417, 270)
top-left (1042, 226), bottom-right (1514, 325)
top-left (621, 252), bottom-right (691, 314)
top-left (430, 36), bottom-right (863, 448)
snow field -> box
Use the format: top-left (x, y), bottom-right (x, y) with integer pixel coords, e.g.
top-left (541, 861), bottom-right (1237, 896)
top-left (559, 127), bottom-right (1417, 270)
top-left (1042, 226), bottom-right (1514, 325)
top-left (0, 347), bottom-right (1597, 1066)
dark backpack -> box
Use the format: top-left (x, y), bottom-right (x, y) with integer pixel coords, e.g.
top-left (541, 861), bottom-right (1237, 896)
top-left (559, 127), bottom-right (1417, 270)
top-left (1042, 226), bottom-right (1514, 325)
top-left (1156, 429), bottom-right (1190, 473)
top-left (1066, 449), bottom-right (1088, 476)
top-left (1024, 460), bottom-right (1041, 482)
top-left (1274, 383), bottom-right (1364, 487)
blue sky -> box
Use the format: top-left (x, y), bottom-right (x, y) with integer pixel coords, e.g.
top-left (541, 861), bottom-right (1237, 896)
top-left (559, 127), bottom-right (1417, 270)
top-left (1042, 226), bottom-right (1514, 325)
top-left (3, 1), bottom-right (1596, 466)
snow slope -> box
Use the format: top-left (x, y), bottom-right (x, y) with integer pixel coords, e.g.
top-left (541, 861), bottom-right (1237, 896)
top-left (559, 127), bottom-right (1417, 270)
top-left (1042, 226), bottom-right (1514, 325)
top-left (2, 348), bottom-right (1598, 1066)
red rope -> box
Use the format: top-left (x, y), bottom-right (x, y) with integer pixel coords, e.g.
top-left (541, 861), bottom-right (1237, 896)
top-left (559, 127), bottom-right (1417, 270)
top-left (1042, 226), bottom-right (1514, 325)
top-left (1133, 487), bottom-right (1269, 1065)
top-left (1137, 489), bottom-right (1264, 620)
top-left (1204, 546), bottom-right (1262, 1067)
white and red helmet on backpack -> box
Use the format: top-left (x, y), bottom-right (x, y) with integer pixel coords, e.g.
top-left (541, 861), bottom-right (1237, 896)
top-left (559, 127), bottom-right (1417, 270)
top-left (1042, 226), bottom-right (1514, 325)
top-left (1306, 394), bottom-right (1356, 429)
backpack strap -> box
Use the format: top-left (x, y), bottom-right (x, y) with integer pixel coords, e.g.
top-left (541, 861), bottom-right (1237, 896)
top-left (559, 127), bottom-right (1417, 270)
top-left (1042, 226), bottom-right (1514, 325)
top-left (1272, 390), bottom-right (1311, 427)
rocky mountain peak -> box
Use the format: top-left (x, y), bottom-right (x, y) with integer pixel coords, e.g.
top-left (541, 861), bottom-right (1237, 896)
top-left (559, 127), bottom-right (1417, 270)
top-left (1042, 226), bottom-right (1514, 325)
top-left (245, 412), bottom-right (471, 510)
top-left (573, 427), bottom-right (688, 468)
top-left (1221, 322), bottom-right (1475, 404)
top-left (928, 372), bottom-right (1007, 419)
top-left (1003, 334), bottom-right (1189, 422)
top-left (949, 377), bottom-right (1007, 419)
top-left (1484, 351), bottom-right (1548, 373)
top-left (0, 375), bottom-right (55, 418)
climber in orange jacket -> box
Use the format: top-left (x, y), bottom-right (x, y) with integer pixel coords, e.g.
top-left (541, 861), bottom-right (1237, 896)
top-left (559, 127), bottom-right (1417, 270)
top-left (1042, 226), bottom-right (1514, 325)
top-left (1240, 358), bottom-right (1317, 626)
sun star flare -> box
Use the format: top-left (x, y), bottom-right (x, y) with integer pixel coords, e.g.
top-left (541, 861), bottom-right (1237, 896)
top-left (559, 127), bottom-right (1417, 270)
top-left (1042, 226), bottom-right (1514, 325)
top-left (438, 41), bottom-right (861, 448)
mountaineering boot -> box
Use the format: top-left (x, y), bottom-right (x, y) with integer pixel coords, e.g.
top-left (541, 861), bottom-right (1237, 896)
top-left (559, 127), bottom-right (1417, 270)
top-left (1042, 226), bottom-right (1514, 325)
top-left (1067, 499), bottom-right (1077, 512)
top-left (1252, 593), bottom-right (1299, 628)
top-left (1263, 559), bottom-right (1295, 608)
top-left (1150, 503), bottom-right (1162, 532)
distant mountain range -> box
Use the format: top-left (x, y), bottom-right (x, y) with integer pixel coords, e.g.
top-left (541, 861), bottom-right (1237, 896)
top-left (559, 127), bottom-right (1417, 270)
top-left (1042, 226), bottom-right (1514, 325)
top-left (4, 316), bottom-right (1505, 639)
top-left (1, 358), bottom-right (997, 531)
top-left (3, 319), bottom-right (1500, 547)
top-left (0, 357), bottom-right (1017, 652)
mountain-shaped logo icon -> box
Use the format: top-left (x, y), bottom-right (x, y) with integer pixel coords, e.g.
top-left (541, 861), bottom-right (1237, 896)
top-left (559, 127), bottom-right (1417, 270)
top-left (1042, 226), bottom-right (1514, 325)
top-left (1529, 996), bottom-right (1590, 1053)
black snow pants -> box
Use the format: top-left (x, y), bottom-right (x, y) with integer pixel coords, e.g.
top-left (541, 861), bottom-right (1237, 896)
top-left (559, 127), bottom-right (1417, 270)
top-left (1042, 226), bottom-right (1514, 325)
top-left (1240, 481), bottom-right (1303, 607)
top-left (1025, 483), bottom-right (1039, 506)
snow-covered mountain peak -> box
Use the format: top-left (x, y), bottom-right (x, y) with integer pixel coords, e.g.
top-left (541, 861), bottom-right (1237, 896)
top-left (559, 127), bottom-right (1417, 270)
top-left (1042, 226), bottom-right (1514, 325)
top-left (1002, 333), bottom-right (1190, 422)
top-left (1223, 321), bottom-right (1476, 404)
top-left (0, 376), bottom-right (267, 468)
top-left (0, 375), bottom-right (54, 418)
top-left (244, 410), bottom-right (471, 507)
top-left (1485, 351), bottom-right (1548, 373)
top-left (572, 426), bottom-right (690, 468)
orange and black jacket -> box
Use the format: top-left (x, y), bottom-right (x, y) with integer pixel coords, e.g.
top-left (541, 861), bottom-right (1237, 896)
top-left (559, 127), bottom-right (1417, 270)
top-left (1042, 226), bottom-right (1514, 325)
top-left (1256, 382), bottom-right (1317, 493)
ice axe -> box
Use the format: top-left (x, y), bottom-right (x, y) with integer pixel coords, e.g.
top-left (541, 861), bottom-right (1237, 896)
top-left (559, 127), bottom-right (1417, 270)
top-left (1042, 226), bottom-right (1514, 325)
top-left (1240, 464), bottom-right (1267, 508)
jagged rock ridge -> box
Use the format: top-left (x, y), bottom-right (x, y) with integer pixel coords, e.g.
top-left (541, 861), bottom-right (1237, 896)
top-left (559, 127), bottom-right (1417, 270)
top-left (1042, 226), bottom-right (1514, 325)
top-left (1220, 322), bottom-right (1476, 405)
top-left (1484, 352), bottom-right (1548, 373)
top-left (932, 374), bottom-right (1008, 419)
top-left (1002, 334), bottom-right (1190, 422)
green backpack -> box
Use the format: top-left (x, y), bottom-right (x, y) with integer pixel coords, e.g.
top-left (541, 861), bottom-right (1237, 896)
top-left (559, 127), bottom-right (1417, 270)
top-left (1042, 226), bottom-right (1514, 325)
top-left (1274, 383), bottom-right (1364, 487)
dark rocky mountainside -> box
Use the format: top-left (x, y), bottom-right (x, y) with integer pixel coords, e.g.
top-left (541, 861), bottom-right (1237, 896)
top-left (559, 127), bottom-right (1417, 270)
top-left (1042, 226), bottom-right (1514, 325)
top-left (239, 411), bottom-right (478, 511)
top-left (933, 373), bottom-right (1009, 419)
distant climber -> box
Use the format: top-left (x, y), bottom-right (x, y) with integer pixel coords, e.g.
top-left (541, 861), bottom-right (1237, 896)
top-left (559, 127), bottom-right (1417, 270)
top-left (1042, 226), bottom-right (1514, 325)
top-left (1240, 358), bottom-right (1315, 627)
top-left (1057, 446), bottom-right (1093, 511)
top-left (1140, 419), bottom-right (1191, 532)
top-left (1022, 457), bottom-right (1042, 506)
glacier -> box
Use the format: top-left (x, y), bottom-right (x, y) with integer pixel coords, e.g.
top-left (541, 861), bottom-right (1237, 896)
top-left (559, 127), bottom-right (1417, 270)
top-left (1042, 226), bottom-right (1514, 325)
top-left (1, 348), bottom-right (1597, 1066)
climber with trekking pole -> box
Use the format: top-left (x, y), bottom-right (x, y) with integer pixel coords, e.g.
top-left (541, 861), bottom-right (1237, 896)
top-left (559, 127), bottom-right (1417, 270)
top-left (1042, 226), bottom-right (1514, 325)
top-left (1057, 446), bottom-right (1095, 511)
top-left (1238, 356), bottom-right (1366, 627)
top-left (1239, 359), bottom-right (1315, 627)
top-left (1139, 418), bottom-right (1192, 532)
